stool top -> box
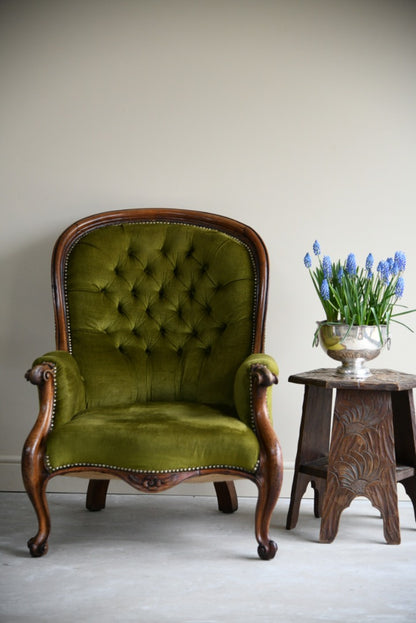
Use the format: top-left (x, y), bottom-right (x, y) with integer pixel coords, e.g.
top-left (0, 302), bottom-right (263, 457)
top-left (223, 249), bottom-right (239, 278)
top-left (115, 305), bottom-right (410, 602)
top-left (288, 368), bottom-right (416, 391)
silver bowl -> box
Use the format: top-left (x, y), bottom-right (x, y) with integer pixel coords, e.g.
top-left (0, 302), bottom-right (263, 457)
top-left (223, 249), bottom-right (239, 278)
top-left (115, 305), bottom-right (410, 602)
top-left (317, 323), bottom-right (389, 378)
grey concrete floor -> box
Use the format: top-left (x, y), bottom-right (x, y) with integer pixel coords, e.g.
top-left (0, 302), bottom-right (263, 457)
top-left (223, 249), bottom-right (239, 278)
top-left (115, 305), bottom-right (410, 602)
top-left (1, 492), bottom-right (415, 623)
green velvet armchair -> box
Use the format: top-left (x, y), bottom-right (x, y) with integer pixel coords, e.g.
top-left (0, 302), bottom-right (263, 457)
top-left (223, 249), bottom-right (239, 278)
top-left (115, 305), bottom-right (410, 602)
top-left (22, 208), bottom-right (283, 559)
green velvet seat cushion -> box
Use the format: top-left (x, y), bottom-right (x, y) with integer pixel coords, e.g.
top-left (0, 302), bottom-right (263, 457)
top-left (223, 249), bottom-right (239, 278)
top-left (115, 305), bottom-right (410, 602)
top-left (46, 402), bottom-right (260, 473)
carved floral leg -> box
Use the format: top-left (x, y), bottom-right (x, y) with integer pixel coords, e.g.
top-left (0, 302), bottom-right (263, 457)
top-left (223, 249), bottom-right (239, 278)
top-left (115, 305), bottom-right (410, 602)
top-left (320, 388), bottom-right (399, 544)
top-left (320, 487), bottom-right (355, 543)
top-left (366, 482), bottom-right (400, 544)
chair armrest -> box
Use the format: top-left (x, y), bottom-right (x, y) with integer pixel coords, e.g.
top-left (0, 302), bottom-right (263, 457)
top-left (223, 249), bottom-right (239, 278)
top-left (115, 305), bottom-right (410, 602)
top-left (233, 354), bottom-right (278, 429)
top-left (25, 351), bottom-right (86, 429)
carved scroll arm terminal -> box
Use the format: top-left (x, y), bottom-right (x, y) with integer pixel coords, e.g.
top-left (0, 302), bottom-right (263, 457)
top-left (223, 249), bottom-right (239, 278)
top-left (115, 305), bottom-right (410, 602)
top-left (250, 363), bottom-right (279, 446)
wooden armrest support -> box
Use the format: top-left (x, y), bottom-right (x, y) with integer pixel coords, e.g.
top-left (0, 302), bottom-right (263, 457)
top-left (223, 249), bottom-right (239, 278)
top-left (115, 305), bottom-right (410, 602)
top-left (25, 362), bottom-right (55, 387)
top-left (251, 363), bottom-right (278, 388)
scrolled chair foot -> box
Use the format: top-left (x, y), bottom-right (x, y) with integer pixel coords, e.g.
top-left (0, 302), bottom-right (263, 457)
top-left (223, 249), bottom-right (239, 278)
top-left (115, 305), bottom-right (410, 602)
top-left (257, 539), bottom-right (278, 560)
top-left (27, 536), bottom-right (49, 558)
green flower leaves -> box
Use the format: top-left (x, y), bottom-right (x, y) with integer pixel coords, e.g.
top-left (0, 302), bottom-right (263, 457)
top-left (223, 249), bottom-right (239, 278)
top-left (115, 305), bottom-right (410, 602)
top-left (304, 242), bottom-right (415, 333)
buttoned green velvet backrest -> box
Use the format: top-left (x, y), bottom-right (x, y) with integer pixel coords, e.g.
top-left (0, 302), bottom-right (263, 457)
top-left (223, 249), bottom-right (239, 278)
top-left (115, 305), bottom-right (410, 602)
top-left (55, 211), bottom-right (266, 409)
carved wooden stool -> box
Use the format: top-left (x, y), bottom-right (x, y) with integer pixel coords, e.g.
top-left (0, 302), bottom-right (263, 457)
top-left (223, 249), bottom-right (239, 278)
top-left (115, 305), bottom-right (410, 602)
top-left (286, 368), bottom-right (416, 543)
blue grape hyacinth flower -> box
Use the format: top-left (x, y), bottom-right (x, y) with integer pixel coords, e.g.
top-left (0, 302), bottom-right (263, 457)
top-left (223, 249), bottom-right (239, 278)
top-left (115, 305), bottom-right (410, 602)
top-left (394, 251), bottom-right (406, 272)
top-left (395, 276), bottom-right (405, 298)
top-left (320, 278), bottom-right (330, 301)
top-left (322, 255), bottom-right (332, 279)
top-left (304, 252), bottom-right (312, 268)
top-left (390, 260), bottom-right (399, 277)
top-left (313, 240), bottom-right (321, 256)
top-left (346, 253), bottom-right (357, 276)
top-left (365, 253), bottom-right (374, 271)
top-left (378, 261), bottom-right (390, 285)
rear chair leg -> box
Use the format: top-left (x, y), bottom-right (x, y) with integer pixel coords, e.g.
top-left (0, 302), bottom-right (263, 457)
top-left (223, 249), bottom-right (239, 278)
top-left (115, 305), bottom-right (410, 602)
top-left (214, 481), bottom-right (238, 513)
top-left (86, 479), bottom-right (110, 511)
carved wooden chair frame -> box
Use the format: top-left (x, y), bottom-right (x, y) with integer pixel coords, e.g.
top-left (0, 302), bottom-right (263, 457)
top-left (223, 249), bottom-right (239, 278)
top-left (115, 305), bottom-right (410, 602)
top-left (23, 208), bottom-right (283, 559)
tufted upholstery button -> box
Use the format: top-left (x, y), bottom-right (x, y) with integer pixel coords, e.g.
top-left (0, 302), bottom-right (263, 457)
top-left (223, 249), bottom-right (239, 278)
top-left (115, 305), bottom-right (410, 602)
top-left (159, 326), bottom-right (166, 337)
top-left (145, 347), bottom-right (151, 355)
top-left (176, 347), bottom-right (183, 357)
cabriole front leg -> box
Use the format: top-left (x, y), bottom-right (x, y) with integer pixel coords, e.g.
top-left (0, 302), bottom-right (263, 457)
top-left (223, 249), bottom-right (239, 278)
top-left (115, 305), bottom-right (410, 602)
top-left (22, 467), bottom-right (51, 557)
top-left (23, 363), bottom-right (55, 557)
top-left (251, 364), bottom-right (282, 560)
top-left (255, 470), bottom-right (280, 560)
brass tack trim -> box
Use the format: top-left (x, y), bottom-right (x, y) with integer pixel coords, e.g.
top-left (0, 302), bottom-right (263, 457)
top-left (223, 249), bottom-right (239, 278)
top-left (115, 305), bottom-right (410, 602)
top-left (45, 456), bottom-right (259, 475)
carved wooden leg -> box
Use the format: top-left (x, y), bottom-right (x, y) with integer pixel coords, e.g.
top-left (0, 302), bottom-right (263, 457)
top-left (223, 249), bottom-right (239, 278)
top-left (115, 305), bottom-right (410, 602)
top-left (254, 469), bottom-right (281, 560)
top-left (401, 477), bottom-right (416, 522)
top-left (320, 489), bottom-right (355, 543)
top-left (392, 389), bottom-right (416, 523)
top-left (86, 479), bottom-right (110, 511)
top-left (250, 363), bottom-right (282, 559)
top-left (255, 436), bottom-right (284, 560)
top-left (320, 388), bottom-right (400, 544)
top-left (286, 385), bottom-right (332, 530)
top-left (286, 473), bottom-right (310, 530)
top-left (214, 481), bottom-right (238, 513)
top-left (311, 478), bottom-right (327, 518)
top-left (21, 467), bottom-right (51, 557)
top-left (367, 482), bottom-right (400, 544)
top-left (22, 362), bottom-right (55, 556)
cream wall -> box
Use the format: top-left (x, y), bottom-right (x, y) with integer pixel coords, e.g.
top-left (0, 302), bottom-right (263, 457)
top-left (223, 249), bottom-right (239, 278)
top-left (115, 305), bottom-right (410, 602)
top-left (1, 0), bottom-right (416, 497)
